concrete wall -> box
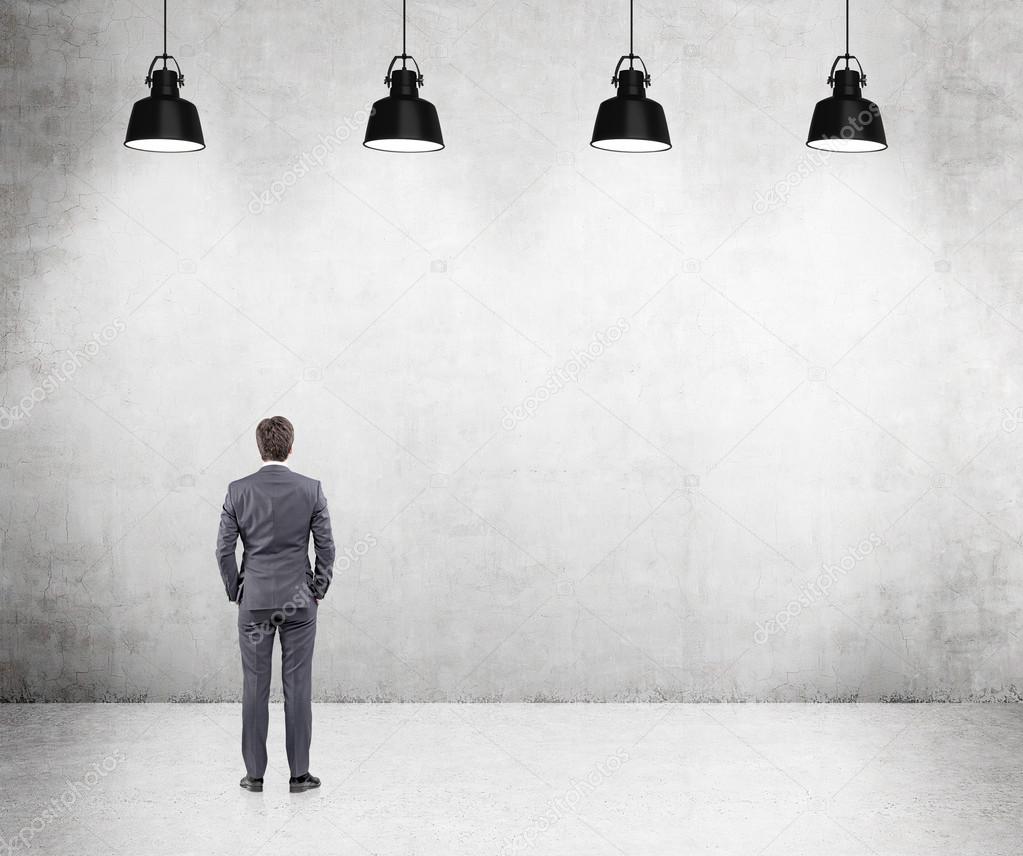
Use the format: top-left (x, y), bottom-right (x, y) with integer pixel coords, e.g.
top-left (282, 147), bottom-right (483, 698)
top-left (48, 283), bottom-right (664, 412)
top-left (2, 0), bottom-right (1021, 702)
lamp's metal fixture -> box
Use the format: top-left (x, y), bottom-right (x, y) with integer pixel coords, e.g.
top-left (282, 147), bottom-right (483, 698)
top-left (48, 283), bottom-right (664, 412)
top-left (806, 0), bottom-right (887, 152)
top-left (364, 0), bottom-right (444, 152)
top-left (591, 0), bottom-right (671, 152)
top-left (124, 0), bottom-right (205, 152)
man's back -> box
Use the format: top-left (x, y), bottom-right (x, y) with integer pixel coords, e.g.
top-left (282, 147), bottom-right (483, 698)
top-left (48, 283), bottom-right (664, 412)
top-left (217, 463), bottom-right (335, 610)
top-left (217, 415), bottom-right (334, 792)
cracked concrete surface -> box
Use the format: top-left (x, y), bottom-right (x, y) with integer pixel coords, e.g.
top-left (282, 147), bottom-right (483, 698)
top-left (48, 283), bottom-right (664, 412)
top-left (1, 1), bottom-right (1022, 701)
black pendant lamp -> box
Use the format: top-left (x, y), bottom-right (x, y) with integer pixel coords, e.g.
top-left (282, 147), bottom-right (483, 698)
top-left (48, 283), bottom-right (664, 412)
top-left (124, 0), bottom-right (204, 152)
top-left (364, 0), bottom-right (444, 152)
top-left (590, 0), bottom-right (670, 152)
top-left (806, 0), bottom-right (886, 152)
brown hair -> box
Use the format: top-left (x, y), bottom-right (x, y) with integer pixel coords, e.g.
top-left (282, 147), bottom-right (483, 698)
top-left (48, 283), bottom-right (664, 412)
top-left (256, 416), bottom-right (294, 462)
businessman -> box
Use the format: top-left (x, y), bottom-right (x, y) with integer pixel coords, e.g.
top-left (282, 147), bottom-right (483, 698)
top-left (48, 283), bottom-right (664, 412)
top-left (216, 416), bottom-right (335, 793)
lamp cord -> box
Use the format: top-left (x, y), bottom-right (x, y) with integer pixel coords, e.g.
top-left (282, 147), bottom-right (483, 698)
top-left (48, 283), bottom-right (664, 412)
top-left (162, 0), bottom-right (168, 67)
top-left (629, 0), bottom-right (634, 67)
top-left (844, 0), bottom-right (849, 67)
top-left (402, 0), bottom-right (407, 68)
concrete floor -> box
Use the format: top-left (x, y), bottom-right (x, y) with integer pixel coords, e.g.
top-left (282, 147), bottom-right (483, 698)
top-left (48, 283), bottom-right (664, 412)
top-left (0, 704), bottom-right (1020, 855)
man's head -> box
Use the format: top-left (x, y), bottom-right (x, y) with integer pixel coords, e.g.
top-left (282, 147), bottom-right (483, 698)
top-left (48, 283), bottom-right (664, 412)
top-left (256, 416), bottom-right (294, 462)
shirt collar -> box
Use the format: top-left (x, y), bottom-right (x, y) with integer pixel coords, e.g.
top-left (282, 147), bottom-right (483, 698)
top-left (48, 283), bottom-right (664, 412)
top-left (260, 461), bottom-right (290, 470)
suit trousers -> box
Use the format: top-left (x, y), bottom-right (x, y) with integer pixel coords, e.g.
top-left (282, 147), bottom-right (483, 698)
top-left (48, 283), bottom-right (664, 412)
top-left (237, 602), bottom-right (317, 778)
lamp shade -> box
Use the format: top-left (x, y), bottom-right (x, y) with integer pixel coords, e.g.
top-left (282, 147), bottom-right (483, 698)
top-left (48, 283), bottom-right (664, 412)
top-left (591, 68), bottom-right (670, 153)
top-left (806, 68), bottom-right (886, 152)
top-left (364, 69), bottom-right (444, 152)
top-left (124, 69), bottom-right (204, 152)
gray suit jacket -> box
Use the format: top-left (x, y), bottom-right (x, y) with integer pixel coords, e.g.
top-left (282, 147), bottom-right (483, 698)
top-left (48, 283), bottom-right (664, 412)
top-left (216, 464), bottom-right (335, 609)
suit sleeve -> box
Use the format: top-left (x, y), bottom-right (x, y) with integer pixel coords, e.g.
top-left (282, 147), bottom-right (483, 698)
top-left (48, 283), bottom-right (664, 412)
top-left (310, 481), bottom-right (336, 600)
top-left (216, 489), bottom-right (241, 602)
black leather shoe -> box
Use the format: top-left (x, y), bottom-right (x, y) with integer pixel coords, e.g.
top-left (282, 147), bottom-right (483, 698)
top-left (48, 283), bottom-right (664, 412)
top-left (240, 776), bottom-right (263, 792)
top-left (289, 772), bottom-right (321, 793)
